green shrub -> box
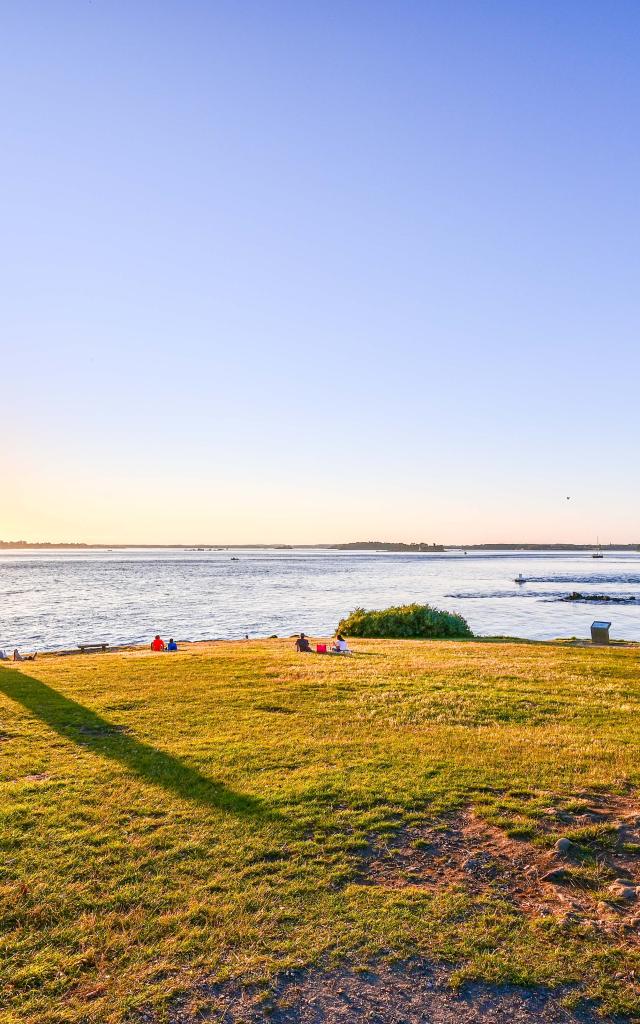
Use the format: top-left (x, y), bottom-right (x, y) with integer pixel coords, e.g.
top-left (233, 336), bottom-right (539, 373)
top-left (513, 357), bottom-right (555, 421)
top-left (337, 603), bottom-right (473, 640)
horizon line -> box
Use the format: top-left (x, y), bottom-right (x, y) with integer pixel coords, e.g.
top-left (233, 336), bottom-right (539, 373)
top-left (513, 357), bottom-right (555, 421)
top-left (1, 541), bottom-right (639, 550)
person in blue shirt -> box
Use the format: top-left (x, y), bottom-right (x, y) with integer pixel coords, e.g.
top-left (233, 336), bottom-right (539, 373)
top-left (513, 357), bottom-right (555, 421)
top-left (166, 638), bottom-right (178, 651)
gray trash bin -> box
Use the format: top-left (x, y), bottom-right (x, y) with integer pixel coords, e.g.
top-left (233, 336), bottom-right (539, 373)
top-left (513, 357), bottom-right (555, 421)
top-left (591, 621), bottom-right (611, 645)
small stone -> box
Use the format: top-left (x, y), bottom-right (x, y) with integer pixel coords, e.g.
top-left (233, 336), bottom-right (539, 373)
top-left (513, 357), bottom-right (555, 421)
top-left (622, 918), bottom-right (640, 932)
top-left (541, 868), bottom-right (570, 884)
top-left (560, 912), bottom-right (583, 925)
top-left (553, 837), bottom-right (580, 856)
top-left (608, 882), bottom-right (637, 901)
top-left (462, 853), bottom-right (491, 871)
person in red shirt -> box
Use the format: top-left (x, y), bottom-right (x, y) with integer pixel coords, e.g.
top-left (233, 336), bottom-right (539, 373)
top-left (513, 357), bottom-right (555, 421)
top-left (151, 635), bottom-right (165, 651)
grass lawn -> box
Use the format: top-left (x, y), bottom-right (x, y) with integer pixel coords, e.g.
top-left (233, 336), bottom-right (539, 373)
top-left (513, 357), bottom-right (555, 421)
top-left (2, 638), bottom-right (640, 1022)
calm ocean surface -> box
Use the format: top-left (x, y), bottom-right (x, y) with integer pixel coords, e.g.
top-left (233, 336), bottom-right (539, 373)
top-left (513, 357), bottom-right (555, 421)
top-left (2, 548), bottom-right (640, 651)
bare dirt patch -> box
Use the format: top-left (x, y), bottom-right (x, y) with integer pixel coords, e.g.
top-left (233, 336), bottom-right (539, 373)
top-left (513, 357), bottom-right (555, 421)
top-left (104, 700), bottom-right (148, 712)
top-left (358, 794), bottom-right (640, 936)
top-left (180, 961), bottom-right (616, 1023)
top-left (77, 724), bottom-right (131, 737)
top-left (166, 796), bottom-right (640, 1023)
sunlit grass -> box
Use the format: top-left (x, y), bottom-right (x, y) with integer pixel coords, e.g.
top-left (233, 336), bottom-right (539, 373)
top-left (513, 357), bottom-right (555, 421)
top-left (1, 638), bottom-right (640, 1021)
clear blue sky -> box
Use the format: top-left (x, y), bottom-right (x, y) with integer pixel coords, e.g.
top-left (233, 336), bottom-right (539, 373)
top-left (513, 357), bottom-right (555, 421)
top-left (3, 1), bottom-right (639, 543)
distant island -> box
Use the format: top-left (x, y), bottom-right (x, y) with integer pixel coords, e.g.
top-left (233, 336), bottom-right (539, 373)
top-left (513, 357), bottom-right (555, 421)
top-left (0, 539), bottom-right (445, 552)
top-left (329, 541), bottom-right (639, 552)
top-left (0, 540), bottom-right (90, 548)
top-left (450, 543), bottom-right (640, 551)
top-left (329, 541), bottom-right (445, 552)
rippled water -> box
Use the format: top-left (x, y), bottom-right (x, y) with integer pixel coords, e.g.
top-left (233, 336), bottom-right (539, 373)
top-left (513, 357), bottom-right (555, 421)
top-left (2, 548), bottom-right (640, 651)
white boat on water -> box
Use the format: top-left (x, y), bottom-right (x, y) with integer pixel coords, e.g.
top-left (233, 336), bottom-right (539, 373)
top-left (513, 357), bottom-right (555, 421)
top-left (592, 537), bottom-right (604, 559)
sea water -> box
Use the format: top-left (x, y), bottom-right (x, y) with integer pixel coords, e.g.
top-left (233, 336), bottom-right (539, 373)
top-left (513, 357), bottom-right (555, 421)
top-left (2, 547), bottom-right (640, 651)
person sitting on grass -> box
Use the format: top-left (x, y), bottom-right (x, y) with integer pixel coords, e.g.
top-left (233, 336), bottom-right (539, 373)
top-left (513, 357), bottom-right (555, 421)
top-left (13, 649), bottom-right (37, 661)
top-left (295, 632), bottom-right (312, 653)
top-left (166, 638), bottom-right (178, 651)
top-left (331, 633), bottom-right (350, 653)
top-left (151, 635), bottom-right (166, 651)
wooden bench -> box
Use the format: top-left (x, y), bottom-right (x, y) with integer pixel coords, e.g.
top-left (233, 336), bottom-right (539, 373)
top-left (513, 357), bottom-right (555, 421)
top-left (77, 643), bottom-right (110, 654)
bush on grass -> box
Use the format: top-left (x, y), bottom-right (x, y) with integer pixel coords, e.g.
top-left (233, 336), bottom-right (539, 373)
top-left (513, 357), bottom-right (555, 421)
top-left (337, 603), bottom-right (473, 640)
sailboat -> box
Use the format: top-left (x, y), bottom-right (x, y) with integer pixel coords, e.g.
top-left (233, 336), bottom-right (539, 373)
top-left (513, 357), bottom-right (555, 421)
top-left (592, 537), bottom-right (603, 559)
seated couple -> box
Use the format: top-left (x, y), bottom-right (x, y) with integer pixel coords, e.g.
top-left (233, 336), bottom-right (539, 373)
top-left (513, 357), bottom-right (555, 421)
top-left (295, 633), bottom-right (350, 654)
top-left (1, 649), bottom-right (38, 661)
top-left (151, 635), bottom-right (178, 651)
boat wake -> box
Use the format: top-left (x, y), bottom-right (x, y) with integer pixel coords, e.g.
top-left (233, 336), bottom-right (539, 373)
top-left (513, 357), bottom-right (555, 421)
top-left (520, 574), bottom-right (640, 585)
top-left (449, 589), bottom-right (639, 605)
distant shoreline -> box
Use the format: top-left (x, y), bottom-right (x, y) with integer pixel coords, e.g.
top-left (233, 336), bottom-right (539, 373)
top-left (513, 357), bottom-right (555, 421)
top-left (1, 541), bottom-right (639, 552)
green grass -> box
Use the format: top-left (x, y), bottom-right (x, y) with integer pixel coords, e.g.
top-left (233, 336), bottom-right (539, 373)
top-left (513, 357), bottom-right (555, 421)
top-left (2, 638), bottom-right (640, 1022)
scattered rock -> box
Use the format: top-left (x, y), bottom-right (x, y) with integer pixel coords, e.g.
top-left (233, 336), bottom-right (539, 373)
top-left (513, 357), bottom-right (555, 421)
top-left (358, 793), bottom-right (640, 939)
top-left (565, 899), bottom-right (584, 912)
top-left (194, 958), bottom-right (621, 1024)
top-left (540, 868), bottom-right (571, 884)
top-left (559, 911), bottom-right (584, 926)
top-left (553, 837), bottom-right (581, 857)
top-left (462, 852), bottom-right (494, 873)
top-left (622, 918), bottom-right (640, 932)
top-left (608, 882), bottom-right (637, 901)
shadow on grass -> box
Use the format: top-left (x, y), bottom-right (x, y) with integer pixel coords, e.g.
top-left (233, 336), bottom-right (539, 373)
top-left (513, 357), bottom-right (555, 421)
top-left (0, 667), bottom-right (274, 818)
